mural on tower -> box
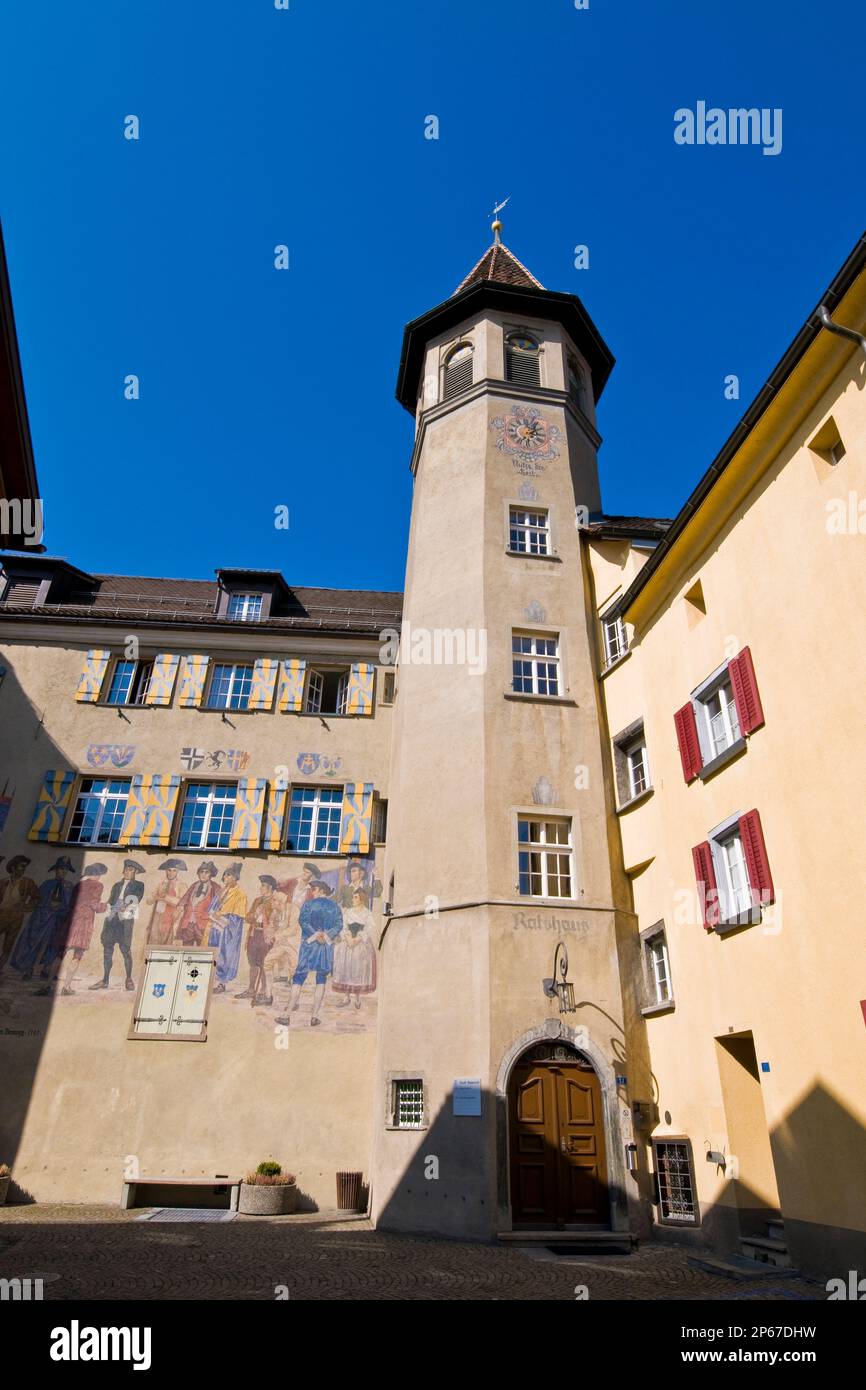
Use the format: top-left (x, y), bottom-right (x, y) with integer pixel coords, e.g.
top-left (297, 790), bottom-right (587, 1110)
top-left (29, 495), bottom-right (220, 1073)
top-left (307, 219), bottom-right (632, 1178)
top-left (489, 404), bottom-right (562, 471)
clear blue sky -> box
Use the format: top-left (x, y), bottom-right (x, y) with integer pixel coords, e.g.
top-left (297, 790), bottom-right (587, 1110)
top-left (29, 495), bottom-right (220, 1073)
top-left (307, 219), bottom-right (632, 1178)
top-left (1, 0), bottom-right (863, 591)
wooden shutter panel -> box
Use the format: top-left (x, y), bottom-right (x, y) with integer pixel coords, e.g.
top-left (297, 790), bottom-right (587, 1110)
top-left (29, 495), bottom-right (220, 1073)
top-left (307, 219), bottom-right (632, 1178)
top-left (277, 658), bottom-right (306, 713)
top-left (340, 782), bottom-right (374, 854)
top-left (177, 654), bottom-right (210, 708)
top-left (248, 658), bottom-right (279, 712)
top-left (692, 841), bottom-right (719, 931)
top-left (345, 662), bottom-right (374, 716)
top-left (144, 654), bottom-right (180, 707)
top-left (75, 649), bottom-right (111, 703)
top-left (739, 809), bottom-right (775, 906)
top-left (729, 647), bottom-right (765, 736)
top-left (28, 770), bottom-right (75, 842)
top-left (506, 342), bottom-right (541, 387)
top-left (264, 778), bottom-right (289, 850)
top-left (674, 703), bottom-right (703, 782)
top-left (119, 774), bottom-right (181, 847)
top-left (229, 777), bottom-right (267, 850)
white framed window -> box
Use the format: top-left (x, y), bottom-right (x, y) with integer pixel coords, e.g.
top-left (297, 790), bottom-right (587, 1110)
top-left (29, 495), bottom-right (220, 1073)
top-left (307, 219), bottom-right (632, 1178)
top-left (442, 343), bottom-right (473, 401)
top-left (67, 778), bottom-right (131, 844)
top-left (641, 924), bottom-right (673, 1008)
top-left (695, 675), bottom-right (741, 761)
top-left (305, 668), bottom-right (350, 715)
top-left (104, 658), bottom-right (154, 706)
top-left (286, 784), bottom-right (343, 854)
top-left (206, 663), bottom-right (253, 711)
top-left (177, 782), bottom-right (237, 849)
top-left (711, 825), bottom-right (752, 921)
top-left (129, 947), bottom-right (216, 1042)
top-left (601, 612), bottom-right (627, 668)
top-left (226, 592), bottom-right (263, 622)
top-left (627, 741), bottom-right (649, 799)
top-left (509, 507), bottom-right (550, 556)
top-left (512, 631), bottom-right (560, 696)
top-left (392, 1078), bottom-right (425, 1129)
top-left (518, 816), bottom-right (574, 899)
top-left (613, 719), bottom-right (651, 807)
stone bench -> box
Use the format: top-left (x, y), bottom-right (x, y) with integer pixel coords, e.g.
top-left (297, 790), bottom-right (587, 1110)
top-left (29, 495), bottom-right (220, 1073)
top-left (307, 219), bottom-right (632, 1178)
top-left (121, 1175), bottom-right (244, 1211)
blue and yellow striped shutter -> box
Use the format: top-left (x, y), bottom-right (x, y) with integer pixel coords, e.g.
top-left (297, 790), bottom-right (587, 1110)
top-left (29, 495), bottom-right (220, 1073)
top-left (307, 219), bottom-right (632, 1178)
top-left (339, 782), bottom-right (374, 854)
top-left (248, 659), bottom-right (279, 712)
top-left (229, 777), bottom-right (267, 850)
top-left (277, 658), bottom-right (306, 713)
top-left (119, 774), bottom-right (181, 847)
top-left (144, 654), bottom-right (180, 707)
top-left (177, 654), bottom-right (211, 708)
top-left (75, 650), bottom-right (111, 703)
top-left (345, 663), bottom-right (374, 716)
top-left (264, 778), bottom-right (288, 851)
top-left (28, 770), bottom-right (76, 842)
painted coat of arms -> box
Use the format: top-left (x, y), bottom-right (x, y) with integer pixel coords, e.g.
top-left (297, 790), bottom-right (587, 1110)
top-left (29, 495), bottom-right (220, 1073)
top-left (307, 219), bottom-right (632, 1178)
top-left (489, 404), bottom-right (562, 463)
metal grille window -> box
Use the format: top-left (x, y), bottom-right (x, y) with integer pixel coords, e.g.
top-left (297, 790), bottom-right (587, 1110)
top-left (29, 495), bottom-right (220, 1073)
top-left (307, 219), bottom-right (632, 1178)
top-left (67, 778), bottom-right (131, 845)
top-left (602, 613), bottom-right (627, 667)
top-left (512, 632), bottom-right (560, 696)
top-left (286, 785), bottom-right (343, 853)
top-left (442, 343), bottom-right (473, 401)
top-left (505, 333), bottom-right (541, 387)
top-left (509, 507), bottom-right (550, 555)
top-left (226, 592), bottom-right (263, 622)
top-left (177, 782), bottom-right (237, 849)
top-left (304, 668), bottom-right (349, 715)
top-left (518, 817), bottom-right (574, 899)
top-left (393, 1079), bottom-right (425, 1129)
top-left (104, 659), bottom-right (154, 706)
top-left (654, 1140), bottom-right (698, 1225)
top-left (206, 663), bottom-right (253, 710)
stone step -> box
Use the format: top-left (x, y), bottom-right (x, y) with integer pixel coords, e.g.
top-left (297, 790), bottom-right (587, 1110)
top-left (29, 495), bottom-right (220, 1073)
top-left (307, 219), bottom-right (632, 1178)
top-left (689, 1252), bottom-right (798, 1281)
top-left (740, 1235), bottom-right (792, 1269)
top-left (498, 1229), bottom-right (635, 1253)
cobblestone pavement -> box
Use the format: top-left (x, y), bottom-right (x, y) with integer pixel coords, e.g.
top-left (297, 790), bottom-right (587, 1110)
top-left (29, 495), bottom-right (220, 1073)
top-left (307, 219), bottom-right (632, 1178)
top-left (0, 1205), bottom-right (822, 1301)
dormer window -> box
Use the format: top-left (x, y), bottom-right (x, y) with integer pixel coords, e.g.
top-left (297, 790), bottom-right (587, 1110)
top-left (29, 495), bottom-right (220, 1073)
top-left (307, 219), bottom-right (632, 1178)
top-left (0, 574), bottom-right (42, 608)
top-left (442, 343), bottom-right (473, 401)
top-left (505, 333), bottom-right (541, 388)
top-left (226, 592), bottom-right (264, 622)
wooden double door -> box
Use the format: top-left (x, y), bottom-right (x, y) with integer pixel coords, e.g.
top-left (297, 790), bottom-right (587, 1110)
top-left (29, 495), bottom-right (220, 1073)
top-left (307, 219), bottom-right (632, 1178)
top-left (508, 1045), bottom-right (609, 1227)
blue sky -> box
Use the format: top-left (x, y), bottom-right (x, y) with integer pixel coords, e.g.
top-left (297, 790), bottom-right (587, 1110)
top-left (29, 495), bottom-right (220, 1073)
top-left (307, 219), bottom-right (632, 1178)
top-left (1, 0), bottom-right (863, 591)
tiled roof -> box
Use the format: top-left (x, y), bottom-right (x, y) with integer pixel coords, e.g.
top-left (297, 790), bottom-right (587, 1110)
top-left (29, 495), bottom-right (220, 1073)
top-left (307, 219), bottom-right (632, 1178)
top-left (453, 241), bottom-right (545, 296)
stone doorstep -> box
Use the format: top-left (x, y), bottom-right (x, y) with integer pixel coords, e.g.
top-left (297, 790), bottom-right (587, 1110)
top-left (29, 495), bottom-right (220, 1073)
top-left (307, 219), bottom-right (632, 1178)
top-left (497, 1230), bottom-right (636, 1249)
top-left (740, 1235), bottom-right (792, 1268)
top-left (689, 1253), bottom-right (799, 1281)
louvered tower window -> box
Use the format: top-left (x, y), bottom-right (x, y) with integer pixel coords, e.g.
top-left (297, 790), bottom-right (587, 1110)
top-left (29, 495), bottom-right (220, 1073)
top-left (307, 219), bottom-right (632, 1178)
top-left (505, 333), bottom-right (541, 387)
top-left (1, 578), bottom-right (41, 608)
top-left (442, 343), bottom-right (473, 401)
top-left (567, 355), bottom-right (585, 409)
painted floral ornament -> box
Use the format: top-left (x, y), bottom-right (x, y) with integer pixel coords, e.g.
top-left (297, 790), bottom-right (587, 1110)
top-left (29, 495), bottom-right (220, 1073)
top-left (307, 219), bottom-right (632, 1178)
top-left (490, 404), bottom-right (562, 462)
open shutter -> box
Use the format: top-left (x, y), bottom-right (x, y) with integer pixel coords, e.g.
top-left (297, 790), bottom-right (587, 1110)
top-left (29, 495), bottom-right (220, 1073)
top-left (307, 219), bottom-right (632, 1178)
top-left (28, 771), bottom-right (75, 842)
top-left (739, 809), bottom-right (775, 906)
top-left (345, 662), bottom-right (374, 716)
top-left (264, 778), bottom-right (289, 851)
top-left (229, 777), bottom-right (267, 850)
top-left (277, 658), bottom-right (306, 712)
top-left (340, 782), bottom-right (374, 854)
top-left (144, 654), bottom-right (180, 707)
top-left (248, 659), bottom-right (279, 712)
top-left (75, 649), bottom-right (111, 703)
top-left (177, 654), bottom-right (211, 708)
top-left (119, 774), bottom-right (181, 847)
top-left (729, 647), bottom-right (765, 736)
top-left (692, 841), bottom-right (719, 931)
top-left (674, 703), bottom-right (702, 782)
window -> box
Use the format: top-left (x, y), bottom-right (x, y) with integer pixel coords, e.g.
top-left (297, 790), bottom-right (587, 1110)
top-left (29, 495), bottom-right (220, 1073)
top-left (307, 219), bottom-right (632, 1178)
top-left (676, 649), bottom-right (764, 784)
top-left (104, 659), bottom-right (154, 706)
top-left (392, 1079), bottom-right (425, 1129)
top-left (505, 333), bottom-right (541, 387)
top-left (567, 354), bottom-right (585, 409)
top-left (694, 809), bottom-right (774, 930)
top-left (601, 612), bottom-right (627, 668)
top-left (305, 667), bottom-right (349, 715)
top-left (177, 782), bottom-right (237, 849)
top-left (518, 816), bottom-right (574, 899)
top-left (713, 826), bottom-right (752, 921)
top-left (67, 778), bottom-right (131, 845)
top-left (512, 632), bottom-right (560, 696)
top-left (509, 507), bottom-right (550, 556)
top-left (286, 785), bottom-right (343, 854)
top-left (698, 679), bottom-right (740, 760)
top-left (381, 671), bottom-right (396, 704)
top-left (641, 923), bottom-right (673, 1010)
top-left (442, 343), bottom-right (473, 401)
top-left (130, 947), bottom-right (215, 1042)
top-left (613, 721), bottom-right (651, 807)
top-left (206, 663), bottom-right (253, 711)
top-left (372, 797), bottom-right (388, 845)
top-left (0, 577), bottom-right (42, 607)
top-left (226, 592), bottom-right (263, 622)
top-left (653, 1140), bottom-right (699, 1226)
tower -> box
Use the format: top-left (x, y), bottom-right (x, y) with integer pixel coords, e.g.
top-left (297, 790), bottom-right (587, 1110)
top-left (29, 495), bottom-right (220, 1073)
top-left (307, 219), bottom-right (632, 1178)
top-left (372, 221), bottom-right (651, 1239)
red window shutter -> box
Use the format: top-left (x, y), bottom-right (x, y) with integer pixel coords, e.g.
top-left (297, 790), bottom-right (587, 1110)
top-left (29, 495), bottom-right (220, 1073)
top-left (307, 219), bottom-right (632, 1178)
top-left (674, 703), bottom-right (702, 783)
top-left (739, 809), bottom-right (775, 907)
top-left (729, 646), bottom-right (765, 736)
top-left (692, 841), bottom-right (719, 931)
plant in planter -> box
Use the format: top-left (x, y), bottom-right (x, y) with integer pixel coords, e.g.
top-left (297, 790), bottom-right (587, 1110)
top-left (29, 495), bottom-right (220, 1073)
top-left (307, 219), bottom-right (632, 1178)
top-left (0, 1164), bottom-right (10, 1205)
top-left (238, 1160), bottom-right (298, 1216)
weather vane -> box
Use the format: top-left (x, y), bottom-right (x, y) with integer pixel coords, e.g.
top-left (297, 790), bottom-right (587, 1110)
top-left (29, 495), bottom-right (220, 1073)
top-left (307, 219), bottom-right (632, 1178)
top-left (490, 196), bottom-right (510, 242)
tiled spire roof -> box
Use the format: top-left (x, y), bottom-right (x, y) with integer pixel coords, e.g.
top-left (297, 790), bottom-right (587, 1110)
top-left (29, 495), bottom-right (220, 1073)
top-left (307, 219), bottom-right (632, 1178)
top-left (453, 240), bottom-right (545, 296)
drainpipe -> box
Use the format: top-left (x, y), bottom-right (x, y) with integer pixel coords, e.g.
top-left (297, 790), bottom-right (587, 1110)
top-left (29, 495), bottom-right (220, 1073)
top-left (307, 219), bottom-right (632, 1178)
top-left (816, 304), bottom-right (866, 359)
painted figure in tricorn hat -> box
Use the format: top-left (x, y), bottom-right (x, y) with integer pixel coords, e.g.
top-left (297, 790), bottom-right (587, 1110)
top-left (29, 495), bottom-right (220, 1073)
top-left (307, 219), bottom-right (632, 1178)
top-left (175, 861), bottom-right (220, 948)
top-left (210, 863), bottom-right (248, 993)
top-left (10, 855), bottom-right (76, 980)
top-left (38, 863), bottom-right (109, 996)
top-left (0, 854), bottom-right (40, 977)
top-left (89, 858), bottom-right (144, 992)
top-left (145, 857), bottom-right (188, 947)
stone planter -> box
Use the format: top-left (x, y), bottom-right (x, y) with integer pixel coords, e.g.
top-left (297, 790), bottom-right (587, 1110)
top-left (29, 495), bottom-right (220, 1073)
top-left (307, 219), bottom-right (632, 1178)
top-left (0, 1177), bottom-right (10, 1206)
top-left (237, 1181), bottom-right (297, 1216)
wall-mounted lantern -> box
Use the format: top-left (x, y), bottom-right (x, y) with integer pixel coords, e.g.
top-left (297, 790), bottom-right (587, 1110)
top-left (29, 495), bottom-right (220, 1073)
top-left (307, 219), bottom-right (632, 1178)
top-left (543, 940), bottom-right (576, 1014)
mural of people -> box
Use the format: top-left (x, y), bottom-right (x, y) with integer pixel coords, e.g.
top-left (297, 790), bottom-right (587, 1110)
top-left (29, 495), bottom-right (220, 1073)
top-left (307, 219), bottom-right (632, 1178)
top-left (38, 862), bottom-right (109, 996)
top-left (332, 887), bottom-right (377, 1010)
top-left (9, 856), bottom-right (76, 980)
top-left (0, 854), bottom-right (40, 976)
top-left (238, 875), bottom-right (283, 1007)
top-left (90, 859), bottom-right (144, 991)
top-left (145, 858), bottom-right (188, 946)
top-left (336, 858), bottom-right (372, 908)
top-left (277, 861), bottom-right (321, 938)
top-left (211, 863), bottom-right (248, 993)
top-left (279, 879), bottom-right (343, 1027)
top-left (175, 862), bottom-right (219, 947)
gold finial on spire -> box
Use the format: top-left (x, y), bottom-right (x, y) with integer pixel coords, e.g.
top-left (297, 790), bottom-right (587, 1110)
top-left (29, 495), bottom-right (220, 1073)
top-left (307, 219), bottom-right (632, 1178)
top-left (491, 196), bottom-right (510, 244)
